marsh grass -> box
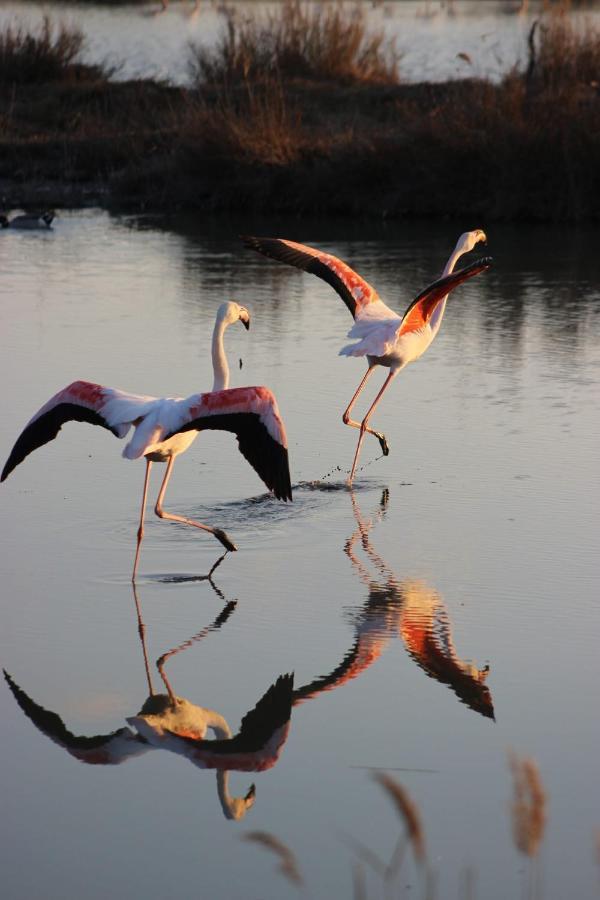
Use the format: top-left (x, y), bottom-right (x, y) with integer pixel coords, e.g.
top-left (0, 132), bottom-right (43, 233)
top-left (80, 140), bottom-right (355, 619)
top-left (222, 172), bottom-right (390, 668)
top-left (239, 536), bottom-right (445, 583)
top-left (189, 0), bottom-right (400, 87)
top-left (532, 2), bottom-right (600, 92)
top-left (0, 17), bottom-right (102, 85)
top-left (2, 7), bottom-right (600, 219)
top-left (191, 78), bottom-right (305, 166)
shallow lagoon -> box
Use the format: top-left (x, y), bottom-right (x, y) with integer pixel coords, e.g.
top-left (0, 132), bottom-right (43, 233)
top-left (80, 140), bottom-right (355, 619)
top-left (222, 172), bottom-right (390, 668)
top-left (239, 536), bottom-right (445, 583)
top-left (1, 212), bottom-right (599, 899)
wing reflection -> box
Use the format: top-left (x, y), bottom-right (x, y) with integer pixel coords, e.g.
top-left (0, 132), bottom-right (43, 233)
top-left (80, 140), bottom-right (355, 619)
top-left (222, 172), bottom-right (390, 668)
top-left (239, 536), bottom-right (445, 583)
top-left (4, 581), bottom-right (293, 822)
top-left (341, 490), bottom-right (494, 719)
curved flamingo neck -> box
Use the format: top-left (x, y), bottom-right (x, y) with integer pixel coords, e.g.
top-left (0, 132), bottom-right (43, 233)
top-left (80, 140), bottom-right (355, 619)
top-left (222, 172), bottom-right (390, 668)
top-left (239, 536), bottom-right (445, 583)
top-left (204, 708), bottom-right (232, 740)
top-left (211, 316), bottom-right (230, 391)
top-left (430, 239), bottom-right (469, 335)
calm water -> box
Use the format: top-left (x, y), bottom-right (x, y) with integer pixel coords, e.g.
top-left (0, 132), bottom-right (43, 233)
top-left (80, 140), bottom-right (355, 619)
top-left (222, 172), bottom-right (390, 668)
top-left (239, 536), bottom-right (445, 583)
top-left (1, 211), bottom-right (599, 899)
top-left (2, 0), bottom-right (600, 84)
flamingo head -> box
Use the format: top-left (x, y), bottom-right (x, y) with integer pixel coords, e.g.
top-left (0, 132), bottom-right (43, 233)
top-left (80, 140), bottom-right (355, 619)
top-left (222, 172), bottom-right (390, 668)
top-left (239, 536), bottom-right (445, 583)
top-left (222, 782), bottom-right (256, 821)
top-left (218, 300), bottom-right (251, 331)
top-left (456, 229), bottom-right (487, 254)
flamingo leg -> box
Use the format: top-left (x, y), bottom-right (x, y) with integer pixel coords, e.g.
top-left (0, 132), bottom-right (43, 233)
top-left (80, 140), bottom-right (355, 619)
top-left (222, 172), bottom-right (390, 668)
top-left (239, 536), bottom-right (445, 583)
top-left (154, 456), bottom-right (237, 553)
top-left (132, 459), bottom-right (152, 582)
top-left (343, 365), bottom-right (390, 457)
top-left (348, 370), bottom-right (398, 485)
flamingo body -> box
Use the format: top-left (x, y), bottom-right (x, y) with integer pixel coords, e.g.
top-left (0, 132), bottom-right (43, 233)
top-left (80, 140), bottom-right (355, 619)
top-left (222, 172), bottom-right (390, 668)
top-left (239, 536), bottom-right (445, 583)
top-left (1, 382), bottom-right (291, 499)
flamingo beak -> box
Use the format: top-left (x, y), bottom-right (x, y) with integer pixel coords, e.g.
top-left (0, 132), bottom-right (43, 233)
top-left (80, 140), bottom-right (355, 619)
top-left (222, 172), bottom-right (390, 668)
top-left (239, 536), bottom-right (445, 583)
top-left (242, 318), bottom-right (250, 331)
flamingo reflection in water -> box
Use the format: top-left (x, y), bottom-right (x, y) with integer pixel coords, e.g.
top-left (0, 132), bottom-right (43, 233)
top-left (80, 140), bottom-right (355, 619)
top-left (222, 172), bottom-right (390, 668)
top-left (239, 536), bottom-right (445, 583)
top-left (4, 581), bottom-right (293, 821)
top-left (339, 489), bottom-right (494, 719)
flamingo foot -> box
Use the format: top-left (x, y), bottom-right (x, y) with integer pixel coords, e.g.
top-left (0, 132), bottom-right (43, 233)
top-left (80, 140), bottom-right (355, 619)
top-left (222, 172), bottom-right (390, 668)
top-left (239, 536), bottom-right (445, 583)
top-left (214, 529), bottom-right (237, 553)
top-left (376, 433), bottom-right (390, 456)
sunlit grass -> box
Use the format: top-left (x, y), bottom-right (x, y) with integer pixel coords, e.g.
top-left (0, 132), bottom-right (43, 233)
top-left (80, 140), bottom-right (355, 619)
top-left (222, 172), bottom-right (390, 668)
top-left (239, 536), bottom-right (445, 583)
top-left (189, 0), bottom-right (400, 87)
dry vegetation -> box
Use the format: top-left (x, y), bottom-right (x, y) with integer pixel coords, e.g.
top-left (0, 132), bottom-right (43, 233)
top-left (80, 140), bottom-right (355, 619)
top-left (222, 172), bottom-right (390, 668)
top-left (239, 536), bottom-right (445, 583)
top-left (189, 1), bottom-right (399, 86)
top-left (1, 3), bottom-right (599, 219)
top-left (0, 18), bottom-right (106, 85)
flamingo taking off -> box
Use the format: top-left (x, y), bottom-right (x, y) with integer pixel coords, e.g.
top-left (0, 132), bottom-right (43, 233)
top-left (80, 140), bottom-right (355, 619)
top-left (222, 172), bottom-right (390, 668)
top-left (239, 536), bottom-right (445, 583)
top-left (244, 232), bottom-right (491, 482)
top-left (1, 301), bottom-right (292, 579)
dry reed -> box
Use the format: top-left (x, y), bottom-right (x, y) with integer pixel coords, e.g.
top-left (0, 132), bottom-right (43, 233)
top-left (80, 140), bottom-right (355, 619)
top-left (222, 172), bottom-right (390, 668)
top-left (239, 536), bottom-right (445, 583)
top-left (242, 830), bottom-right (303, 886)
top-left (373, 771), bottom-right (426, 863)
top-left (189, 0), bottom-right (399, 87)
top-left (508, 751), bottom-right (547, 858)
top-left (0, 17), bottom-right (90, 85)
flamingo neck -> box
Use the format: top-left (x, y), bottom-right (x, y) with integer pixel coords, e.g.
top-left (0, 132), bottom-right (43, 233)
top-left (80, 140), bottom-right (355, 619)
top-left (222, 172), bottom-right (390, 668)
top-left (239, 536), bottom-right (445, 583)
top-left (211, 317), bottom-right (230, 391)
top-left (430, 240), bottom-right (467, 335)
top-left (216, 771), bottom-right (254, 821)
top-left (204, 708), bottom-right (232, 740)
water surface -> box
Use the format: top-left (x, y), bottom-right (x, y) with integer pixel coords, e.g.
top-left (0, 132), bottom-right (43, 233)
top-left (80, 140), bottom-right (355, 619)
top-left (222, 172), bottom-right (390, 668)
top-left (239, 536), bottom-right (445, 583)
top-left (1, 212), bottom-right (599, 899)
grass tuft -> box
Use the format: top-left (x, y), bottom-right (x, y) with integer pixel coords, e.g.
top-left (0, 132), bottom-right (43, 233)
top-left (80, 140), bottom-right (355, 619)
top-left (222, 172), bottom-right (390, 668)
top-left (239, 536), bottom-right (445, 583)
top-left (189, 0), bottom-right (400, 87)
top-left (0, 17), bottom-right (99, 85)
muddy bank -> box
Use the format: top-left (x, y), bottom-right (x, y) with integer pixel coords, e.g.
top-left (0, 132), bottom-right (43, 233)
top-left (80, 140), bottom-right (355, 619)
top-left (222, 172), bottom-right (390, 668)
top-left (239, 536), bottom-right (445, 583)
top-left (1, 71), bottom-right (599, 221)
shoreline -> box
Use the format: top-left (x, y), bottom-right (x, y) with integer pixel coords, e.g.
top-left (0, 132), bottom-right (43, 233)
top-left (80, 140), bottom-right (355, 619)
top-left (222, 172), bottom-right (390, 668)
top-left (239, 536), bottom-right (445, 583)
top-left (2, 70), bottom-right (599, 223)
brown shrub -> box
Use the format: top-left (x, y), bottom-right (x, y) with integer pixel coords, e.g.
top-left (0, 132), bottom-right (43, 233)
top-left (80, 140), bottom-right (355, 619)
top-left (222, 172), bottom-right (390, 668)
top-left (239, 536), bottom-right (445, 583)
top-left (189, 0), bottom-right (400, 87)
top-left (0, 18), bottom-right (96, 85)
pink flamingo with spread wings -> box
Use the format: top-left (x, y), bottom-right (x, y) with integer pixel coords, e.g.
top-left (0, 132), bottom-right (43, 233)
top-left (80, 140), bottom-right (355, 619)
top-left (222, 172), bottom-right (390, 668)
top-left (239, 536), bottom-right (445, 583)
top-left (1, 302), bottom-right (292, 579)
top-left (244, 232), bottom-right (491, 482)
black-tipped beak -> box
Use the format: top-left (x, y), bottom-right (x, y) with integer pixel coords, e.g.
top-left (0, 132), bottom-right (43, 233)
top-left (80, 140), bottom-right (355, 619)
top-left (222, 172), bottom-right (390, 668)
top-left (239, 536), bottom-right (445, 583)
top-left (242, 318), bottom-right (250, 331)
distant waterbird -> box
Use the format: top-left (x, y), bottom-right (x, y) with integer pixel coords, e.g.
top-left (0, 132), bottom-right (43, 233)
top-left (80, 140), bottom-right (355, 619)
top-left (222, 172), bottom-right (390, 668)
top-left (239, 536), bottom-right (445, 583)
top-left (1, 302), bottom-right (292, 579)
top-left (0, 210), bottom-right (54, 229)
top-left (244, 231), bottom-right (491, 482)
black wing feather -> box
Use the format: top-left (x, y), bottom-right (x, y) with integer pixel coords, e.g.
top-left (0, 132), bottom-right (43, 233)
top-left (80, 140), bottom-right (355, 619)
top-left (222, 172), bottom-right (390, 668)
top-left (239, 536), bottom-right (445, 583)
top-left (3, 670), bottom-right (137, 753)
top-left (1, 403), bottom-right (119, 482)
top-left (401, 256), bottom-right (493, 324)
top-left (242, 236), bottom-right (357, 317)
top-left (171, 412), bottom-right (292, 501)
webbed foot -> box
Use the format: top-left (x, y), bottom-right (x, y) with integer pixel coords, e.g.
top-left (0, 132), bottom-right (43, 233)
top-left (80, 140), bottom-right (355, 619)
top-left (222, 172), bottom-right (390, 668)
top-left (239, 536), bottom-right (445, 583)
top-left (214, 529), bottom-right (237, 553)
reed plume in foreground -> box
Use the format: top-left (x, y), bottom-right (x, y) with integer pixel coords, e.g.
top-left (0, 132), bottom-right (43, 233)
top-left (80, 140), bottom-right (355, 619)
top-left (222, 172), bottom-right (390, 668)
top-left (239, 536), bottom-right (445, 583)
top-left (508, 751), bottom-right (547, 857)
top-left (242, 831), bottom-right (303, 886)
top-left (373, 771), bottom-right (426, 863)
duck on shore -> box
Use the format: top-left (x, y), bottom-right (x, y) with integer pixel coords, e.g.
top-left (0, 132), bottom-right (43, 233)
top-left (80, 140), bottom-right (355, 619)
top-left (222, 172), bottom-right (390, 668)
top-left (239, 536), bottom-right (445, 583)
top-left (0, 210), bottom-right (55, 229)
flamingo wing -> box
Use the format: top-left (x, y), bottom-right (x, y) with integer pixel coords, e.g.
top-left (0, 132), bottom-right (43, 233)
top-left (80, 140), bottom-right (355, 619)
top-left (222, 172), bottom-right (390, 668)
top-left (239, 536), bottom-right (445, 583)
top-left (3, 670), bottom-right (148, 764)
top-left (165, 386), bottom-right (292, 501)
top-left (242, 236), bottom-right (381, 318)
top-left (165, 673), bottom-right (294, 772)
top-left (398, 256), bottom-right (493, 337)
top-left (1, 380), bottom-right (157, 482)
top-left (292, 634), bottom-right (384, 706)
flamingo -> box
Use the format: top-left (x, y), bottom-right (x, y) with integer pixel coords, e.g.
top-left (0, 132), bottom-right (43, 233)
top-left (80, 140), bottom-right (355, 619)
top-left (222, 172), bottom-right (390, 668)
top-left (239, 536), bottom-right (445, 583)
top-left (343, 489), bottom-right (494, 718)
top-left (3, 589), bottom-right (294, 821)
top-left (0, 211), bottom-right (54, 229)
top-left (1, 301), bottom-right (292, 579)
top-left (243, 232), bottom-right (491, 482)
